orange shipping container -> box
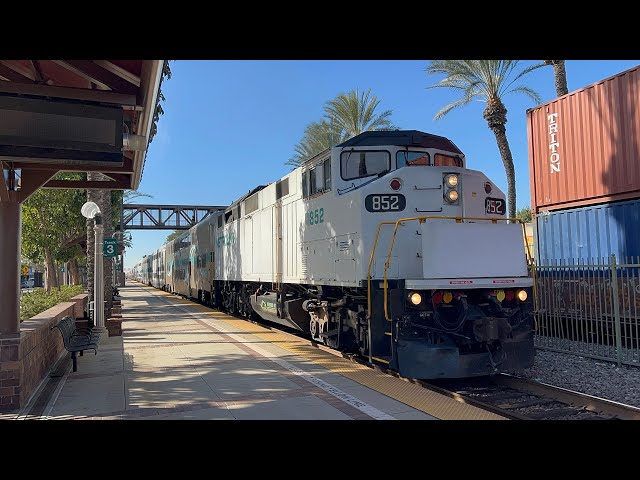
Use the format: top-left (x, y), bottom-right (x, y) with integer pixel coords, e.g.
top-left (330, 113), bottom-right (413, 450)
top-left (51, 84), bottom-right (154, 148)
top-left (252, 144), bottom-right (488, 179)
top-left (527, 65), bottom-right (640, 213)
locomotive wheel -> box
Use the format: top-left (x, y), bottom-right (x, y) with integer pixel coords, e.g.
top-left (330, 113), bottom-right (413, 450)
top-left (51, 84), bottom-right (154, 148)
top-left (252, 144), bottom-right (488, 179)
top-left (310, 319), bottom-right (319, 340)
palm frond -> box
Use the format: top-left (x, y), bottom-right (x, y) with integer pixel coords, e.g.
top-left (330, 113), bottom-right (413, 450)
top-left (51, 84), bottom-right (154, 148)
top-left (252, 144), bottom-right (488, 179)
top-left (433, 94), bottom-right (475, 120)
top-left (506, 85), bottom-right (542, 105)
top-left (501, 62), bottom-right (545, 97)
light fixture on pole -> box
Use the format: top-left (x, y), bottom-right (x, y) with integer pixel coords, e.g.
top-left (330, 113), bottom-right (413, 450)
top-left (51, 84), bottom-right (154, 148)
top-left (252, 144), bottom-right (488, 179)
top-left (81, 201), bottom-right (105, 336)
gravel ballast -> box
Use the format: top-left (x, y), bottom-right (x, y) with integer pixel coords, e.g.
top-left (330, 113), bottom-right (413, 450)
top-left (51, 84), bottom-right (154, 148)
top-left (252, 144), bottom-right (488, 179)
top-left (512, 349), bottom-right (640, 408)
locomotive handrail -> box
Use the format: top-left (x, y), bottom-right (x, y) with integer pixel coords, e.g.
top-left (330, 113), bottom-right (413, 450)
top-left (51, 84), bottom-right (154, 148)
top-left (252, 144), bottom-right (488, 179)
top-left (366, 215), bottom-right (532, 364)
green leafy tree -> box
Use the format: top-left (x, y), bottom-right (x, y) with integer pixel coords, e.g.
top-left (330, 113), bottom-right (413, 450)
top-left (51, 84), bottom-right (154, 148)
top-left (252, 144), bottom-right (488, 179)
top-left (544, 60), bottom-right (568, 97)
top-left (516, 206), bottom-right (532, 223)
top-left (426, 60), bottom-right (543, 219)
top-left (288, 88), bottom-right (398, 167)
top-left (166, 230), bottom-right (183, 242)
top-left (21, 173), bottom-right (86, 291)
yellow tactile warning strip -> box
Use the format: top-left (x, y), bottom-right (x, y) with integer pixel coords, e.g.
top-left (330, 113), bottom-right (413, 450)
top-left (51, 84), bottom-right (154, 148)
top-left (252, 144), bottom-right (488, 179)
top-left (137, 285), bottom-right (505, 420)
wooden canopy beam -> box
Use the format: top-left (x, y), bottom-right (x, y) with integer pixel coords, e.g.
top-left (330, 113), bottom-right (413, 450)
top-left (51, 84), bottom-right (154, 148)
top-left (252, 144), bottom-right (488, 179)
top-left (52, 60), bottom-right (138, 95)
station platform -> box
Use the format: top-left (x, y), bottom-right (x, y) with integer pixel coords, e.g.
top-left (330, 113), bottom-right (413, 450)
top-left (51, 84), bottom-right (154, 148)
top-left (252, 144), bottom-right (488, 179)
top-left (4, 283), bottom-right (505, 421)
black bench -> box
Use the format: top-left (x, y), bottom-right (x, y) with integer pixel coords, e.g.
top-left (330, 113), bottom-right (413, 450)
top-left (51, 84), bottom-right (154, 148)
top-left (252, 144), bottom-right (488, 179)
top-left (51, 316), bottom-right (100, 372)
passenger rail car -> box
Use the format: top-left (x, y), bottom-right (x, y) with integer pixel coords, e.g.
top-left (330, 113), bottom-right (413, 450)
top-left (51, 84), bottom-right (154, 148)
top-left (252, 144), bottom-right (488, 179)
top-left (131, 130), bottom-right (534, 378)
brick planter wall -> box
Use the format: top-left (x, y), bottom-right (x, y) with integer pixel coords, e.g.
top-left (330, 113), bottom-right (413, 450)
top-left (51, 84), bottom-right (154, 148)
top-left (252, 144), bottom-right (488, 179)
top-left (69, 294), bottom-right (89, 319)
top-left (106, 318), bottom-right (122, 337)
top-left (0, 294), bottom-right (88, 412)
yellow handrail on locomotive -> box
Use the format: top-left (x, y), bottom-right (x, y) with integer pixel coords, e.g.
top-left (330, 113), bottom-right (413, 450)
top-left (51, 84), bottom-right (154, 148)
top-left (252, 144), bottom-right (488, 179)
top-left (366, 216), bottom-right (529, 363)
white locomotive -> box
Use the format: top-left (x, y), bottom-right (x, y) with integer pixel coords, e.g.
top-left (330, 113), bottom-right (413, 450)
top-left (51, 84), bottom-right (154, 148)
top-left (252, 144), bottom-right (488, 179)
top-left (131, 130), bottom-right (534, 378)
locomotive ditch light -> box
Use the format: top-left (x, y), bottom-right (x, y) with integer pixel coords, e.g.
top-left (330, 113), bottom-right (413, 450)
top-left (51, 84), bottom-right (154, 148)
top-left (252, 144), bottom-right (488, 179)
top-left (495, 289), bottom-right (506, 302)
top-left (445, 189), bottom-right (459, 203)
top-left (445, 174), bottom-right (459, 187)
top-left (442, 291), bottom-right (453, 304)
top-left (409, 292), bottom-right (422, 305)
top-left (517, 289), bottom-right (528, 302)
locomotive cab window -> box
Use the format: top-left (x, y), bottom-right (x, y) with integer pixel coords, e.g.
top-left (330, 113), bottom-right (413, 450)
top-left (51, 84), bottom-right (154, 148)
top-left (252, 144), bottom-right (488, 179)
top-left (434, 153), bottom-right (462, 167)
top-left (397, 151), bottom-right (430, 168)
top-left (341, 150), bottom-right (390, 180)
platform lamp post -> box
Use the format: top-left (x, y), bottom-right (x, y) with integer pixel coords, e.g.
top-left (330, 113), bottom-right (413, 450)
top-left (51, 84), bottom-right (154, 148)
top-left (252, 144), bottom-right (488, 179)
top-left (81, 201), bottom-right (106, 336)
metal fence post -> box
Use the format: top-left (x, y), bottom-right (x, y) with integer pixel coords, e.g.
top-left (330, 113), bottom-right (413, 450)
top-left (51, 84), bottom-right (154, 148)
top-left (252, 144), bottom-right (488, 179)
top-left (611, 254), bottom-right (623, 367)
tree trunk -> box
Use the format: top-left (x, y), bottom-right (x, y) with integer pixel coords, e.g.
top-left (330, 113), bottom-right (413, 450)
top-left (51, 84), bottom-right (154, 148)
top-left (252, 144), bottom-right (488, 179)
top-left (44, 248), bottom-right (56, 293)
top-left (488, 124), bottom-right (517, 219)
top-left (545, 60), bottom-right (568, 97)
top-left (53, 259), bottom-right (60, 288)
top-left (69, 257), bottom-right (80, 285)
top-left (483, 97), bottom-right (517, 220)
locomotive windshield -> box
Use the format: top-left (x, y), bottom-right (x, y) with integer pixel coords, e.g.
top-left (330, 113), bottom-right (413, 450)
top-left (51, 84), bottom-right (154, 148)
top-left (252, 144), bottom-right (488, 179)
top-left (396, 151), bottom-right (462, 168)
top-left (397, 150), bottom-right (430, 168)
top-left (340, 150), bottom-right (390, 180)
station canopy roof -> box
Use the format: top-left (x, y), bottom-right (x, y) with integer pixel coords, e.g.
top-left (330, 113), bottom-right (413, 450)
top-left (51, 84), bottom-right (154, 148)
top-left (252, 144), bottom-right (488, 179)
top-left (0, 60), bottom-right (165, 193)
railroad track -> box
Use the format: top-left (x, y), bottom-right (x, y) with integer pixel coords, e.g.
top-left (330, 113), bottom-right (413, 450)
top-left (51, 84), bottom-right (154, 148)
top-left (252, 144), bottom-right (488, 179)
top-left (242, 317), bottom-right (640, 419)
top-left (153, 285), bottom-right (640, 420)
top-left (424, 374), bottom-right (640, 420)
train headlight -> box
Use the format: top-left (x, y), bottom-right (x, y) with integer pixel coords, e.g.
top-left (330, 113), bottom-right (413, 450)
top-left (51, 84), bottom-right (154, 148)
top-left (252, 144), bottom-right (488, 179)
top-left (445, 174), bottom-right (459, 188)
top-left (442, 291), bottom-right (453, 304)
top-left (409, 292), bottom-right (422, 305)
top-left (517, 290), bottom-right (528, 302)
top-left (445, 189), bottom-right (459, 203)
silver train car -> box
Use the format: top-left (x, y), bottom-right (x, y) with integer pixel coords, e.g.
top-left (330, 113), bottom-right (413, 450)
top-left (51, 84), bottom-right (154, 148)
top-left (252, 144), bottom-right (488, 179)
top-left (130, 130), bottom-right (534, 378)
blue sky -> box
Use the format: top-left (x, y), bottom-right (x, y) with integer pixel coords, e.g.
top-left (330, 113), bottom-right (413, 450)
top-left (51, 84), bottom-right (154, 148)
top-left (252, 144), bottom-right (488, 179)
top-left (124, 60), bottom-right (640, 268)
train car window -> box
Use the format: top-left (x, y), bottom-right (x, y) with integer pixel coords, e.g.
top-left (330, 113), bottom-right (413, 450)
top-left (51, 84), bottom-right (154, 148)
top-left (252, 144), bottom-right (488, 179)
top-left (244, 193), bottom-right (259, 214)
top-left (434, 153), bottom-right (462, 167)
top-left (309, 167), bottom-right (318, 195)
top-left (276, 178), bottom-right (289, 199)
top-left (302, 171), bottom-right (309, 198)
top-left (323, 158), bottom-right (331, 191)
top-left (217, 216), bottom-right (223, 228)
top-left (397, 151), bottom-right (431, 168)
top-left (341, 150), bottom-right (390, 180)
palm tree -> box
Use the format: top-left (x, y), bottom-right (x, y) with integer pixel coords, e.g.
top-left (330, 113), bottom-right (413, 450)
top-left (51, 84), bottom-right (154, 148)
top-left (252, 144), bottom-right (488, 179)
top-left (544, 60), bottom-right (569, 97)
top-left (426, 60), bottom-right (543, 219)
top-left (324, 88), bottom-right (397, 138)
top-left (287, 88), bottom-right (398, 167)
top-left (287, 119), bottom-right (344, 167)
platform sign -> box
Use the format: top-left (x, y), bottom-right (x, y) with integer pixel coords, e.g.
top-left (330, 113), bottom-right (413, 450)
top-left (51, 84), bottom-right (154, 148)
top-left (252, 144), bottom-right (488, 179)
top-left (0, 95), bottom-right (124, 166)
top-left (104, 238), bottom-right (117, 257)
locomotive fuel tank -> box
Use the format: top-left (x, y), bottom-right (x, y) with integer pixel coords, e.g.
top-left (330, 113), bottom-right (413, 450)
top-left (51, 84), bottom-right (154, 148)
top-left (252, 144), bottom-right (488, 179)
top-left (250, 291), bottom-right (310, 333)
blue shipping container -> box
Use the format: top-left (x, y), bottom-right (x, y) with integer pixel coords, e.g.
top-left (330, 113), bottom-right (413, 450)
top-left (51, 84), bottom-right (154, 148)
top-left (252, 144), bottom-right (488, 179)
top-left (536, 198), bottom-right (640, 264)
